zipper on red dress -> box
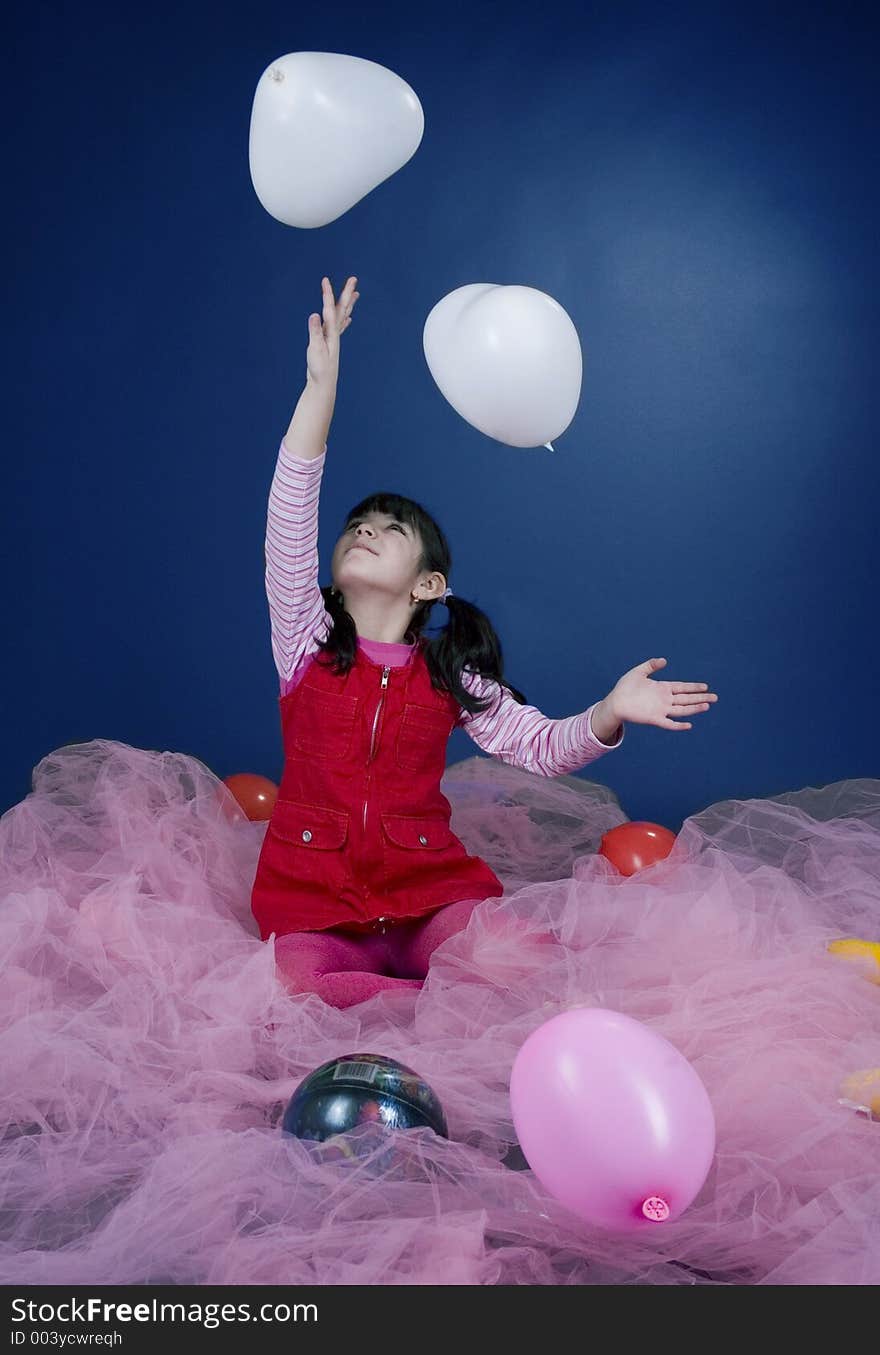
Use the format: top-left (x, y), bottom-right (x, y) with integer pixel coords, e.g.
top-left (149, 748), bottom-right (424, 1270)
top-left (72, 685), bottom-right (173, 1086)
top-left (362, 666), bottom-right (391, 834)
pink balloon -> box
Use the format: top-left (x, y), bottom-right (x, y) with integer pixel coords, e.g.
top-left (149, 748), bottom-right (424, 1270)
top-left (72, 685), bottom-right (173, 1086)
top-left (510, 1008), bottom-right (715, 1231)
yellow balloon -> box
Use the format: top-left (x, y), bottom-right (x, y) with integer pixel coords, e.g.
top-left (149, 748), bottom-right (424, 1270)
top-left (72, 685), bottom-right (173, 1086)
top-left (839, 1068), bottom-right (880, 1118)
top-left (827, 937), bottom-right (880, 983)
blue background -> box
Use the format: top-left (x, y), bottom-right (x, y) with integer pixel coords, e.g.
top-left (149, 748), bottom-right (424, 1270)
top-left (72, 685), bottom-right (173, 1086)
top-left (7, 0), bottom-right (878, 829)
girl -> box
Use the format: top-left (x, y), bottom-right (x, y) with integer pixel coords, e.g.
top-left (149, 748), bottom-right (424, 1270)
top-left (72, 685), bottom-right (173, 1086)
top-left (251, 276), bottom-right (718, 1008)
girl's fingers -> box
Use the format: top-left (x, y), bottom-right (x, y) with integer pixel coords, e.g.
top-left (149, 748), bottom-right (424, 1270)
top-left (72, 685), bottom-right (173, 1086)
top-left (339, 281), bottom-right (359, 319)
top-left (320, 277), bottom-right (359, 334)
top-left (324, 276), bottom-right (356, 302)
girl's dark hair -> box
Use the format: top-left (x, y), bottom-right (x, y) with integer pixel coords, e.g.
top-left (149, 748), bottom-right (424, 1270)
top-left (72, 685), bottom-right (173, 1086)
top-left (313, 490), bottom-right (527, 717)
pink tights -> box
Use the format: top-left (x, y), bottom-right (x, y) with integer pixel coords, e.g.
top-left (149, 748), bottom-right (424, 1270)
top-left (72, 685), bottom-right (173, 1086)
top-left (273, 897), bottom-right (481, 1009)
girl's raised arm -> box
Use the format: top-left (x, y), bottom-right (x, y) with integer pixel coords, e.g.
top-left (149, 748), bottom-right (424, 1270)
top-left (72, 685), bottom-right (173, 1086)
top-left (282, 276), bottom-right (359, 461)
top-left (264, 277), bottom-right (360, 684)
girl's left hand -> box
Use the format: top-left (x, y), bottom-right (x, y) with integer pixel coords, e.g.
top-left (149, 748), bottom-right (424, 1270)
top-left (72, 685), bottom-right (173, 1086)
top-left (607, 658), bottom-right (718, 731)
top-left (306, 275), bottom-right (360, 388)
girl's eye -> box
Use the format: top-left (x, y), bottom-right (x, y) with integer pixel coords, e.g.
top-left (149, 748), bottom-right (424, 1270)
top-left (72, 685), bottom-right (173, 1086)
top-left (347, 521), bottom-right (405, 533)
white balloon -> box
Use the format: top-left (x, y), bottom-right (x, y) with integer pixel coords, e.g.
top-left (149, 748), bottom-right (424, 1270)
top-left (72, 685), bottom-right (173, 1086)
top-left (249, 52), bottom-right (424, 228)
top-left (423, 284), bottom-right (583, 449)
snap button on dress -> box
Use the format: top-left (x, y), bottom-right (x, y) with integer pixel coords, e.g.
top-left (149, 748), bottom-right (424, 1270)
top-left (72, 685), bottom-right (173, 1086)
top-left (302, 830), bottom-right (312, 842)
top-left (419, 834), bottom-right (428, 844)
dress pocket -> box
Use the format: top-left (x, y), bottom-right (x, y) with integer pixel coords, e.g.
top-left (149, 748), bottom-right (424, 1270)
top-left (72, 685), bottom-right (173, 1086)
top-left (379, 812), bottom-right (462, 896)
top-left (290, 684), bottom-right (359, 761)
top-left (394, 702), bottom-right (455, 774)
top-left (381, 814), bottom-right (455, 851)
top-left (268, 799), bottom-right (350, 850)
top-left (263, 799), bottom-right (352, 897)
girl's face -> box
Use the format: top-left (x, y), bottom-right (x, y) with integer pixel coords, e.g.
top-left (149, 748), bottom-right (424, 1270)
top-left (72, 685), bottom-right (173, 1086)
top-left (330, 510), bottom-right (429, 603)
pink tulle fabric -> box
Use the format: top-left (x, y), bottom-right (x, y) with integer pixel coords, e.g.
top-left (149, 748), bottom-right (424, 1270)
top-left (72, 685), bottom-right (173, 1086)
top-left (1, 738), bottom-right (879, 1285)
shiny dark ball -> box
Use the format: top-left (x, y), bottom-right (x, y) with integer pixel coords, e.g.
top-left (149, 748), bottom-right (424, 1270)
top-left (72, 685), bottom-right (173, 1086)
top-left (281, 1052), bottom-right (448, 1142)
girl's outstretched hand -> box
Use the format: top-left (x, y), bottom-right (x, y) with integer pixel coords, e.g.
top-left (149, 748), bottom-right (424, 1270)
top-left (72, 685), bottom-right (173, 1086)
top-left (607, 658), bottom-right (718, 731)
top-left (306, 276), bottom-right (360, 388)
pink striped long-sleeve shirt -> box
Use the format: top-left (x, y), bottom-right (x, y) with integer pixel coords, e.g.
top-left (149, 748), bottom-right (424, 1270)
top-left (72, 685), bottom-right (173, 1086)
top-left (264, 441), bottom-right (624, 777)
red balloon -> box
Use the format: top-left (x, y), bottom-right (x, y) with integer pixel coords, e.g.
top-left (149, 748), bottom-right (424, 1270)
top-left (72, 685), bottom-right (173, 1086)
top-left (599, 821), bottom-right (677, 876)
top-left (223, 773), bottom-right (279, 822)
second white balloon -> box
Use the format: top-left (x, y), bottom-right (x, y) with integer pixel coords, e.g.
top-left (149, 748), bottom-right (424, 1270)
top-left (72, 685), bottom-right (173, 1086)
top-left (423, 284), bottom-right (583, 449)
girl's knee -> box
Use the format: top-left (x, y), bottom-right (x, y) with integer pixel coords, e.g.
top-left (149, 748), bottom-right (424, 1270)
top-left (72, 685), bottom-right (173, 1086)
top-left (428, 896), bottom-right (481, 942)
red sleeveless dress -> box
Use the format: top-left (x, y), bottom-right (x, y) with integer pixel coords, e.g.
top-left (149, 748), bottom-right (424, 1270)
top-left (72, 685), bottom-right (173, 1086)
top-left (251, 636), bottom-right (505, 941)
